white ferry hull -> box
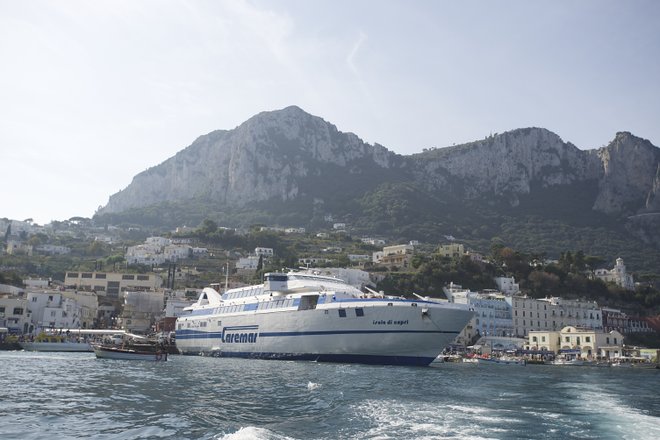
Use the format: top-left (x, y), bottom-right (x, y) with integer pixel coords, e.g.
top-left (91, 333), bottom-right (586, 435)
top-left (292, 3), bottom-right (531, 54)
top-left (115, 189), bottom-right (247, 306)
top-left (19, 342), bottom-right (93, 352)
top-left (177, 301), bottom-right (472, 366)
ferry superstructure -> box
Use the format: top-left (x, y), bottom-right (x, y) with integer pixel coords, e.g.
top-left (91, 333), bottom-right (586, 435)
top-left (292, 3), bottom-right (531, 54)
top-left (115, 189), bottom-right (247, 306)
top-left (176, 272), bottom-right (474, 366)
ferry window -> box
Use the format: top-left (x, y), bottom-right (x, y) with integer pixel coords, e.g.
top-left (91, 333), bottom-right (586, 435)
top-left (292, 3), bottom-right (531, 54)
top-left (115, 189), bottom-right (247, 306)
top-left (218, 321), bottom-right (222, 326)
top-left (355, 308), bottom-right (364, 317)
top-left (200, 322), bottom-right (207, 327)
top-left (338, 309), bottom-right (347, 318)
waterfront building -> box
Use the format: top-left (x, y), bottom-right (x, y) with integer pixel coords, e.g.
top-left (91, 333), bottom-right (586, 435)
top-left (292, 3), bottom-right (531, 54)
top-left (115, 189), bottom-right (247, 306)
top-left (527, 326), bottom-right (624, 359)
top-left (117, 290), bottom-right (165, 333)
top-left (602, 307), bottom-right (653, 334)
top-left (0, 297), bottom-right (31, 334)
top-left (25, 290), bottom-right (98, 332)
top-left (509, 296), bottom-right (602, 337)
top-left (64, 271), bottom-right (163, 299)
top-left (443, 283), bottom-right (514, 344)
top-left (593, 257), bottom-right (635, 291)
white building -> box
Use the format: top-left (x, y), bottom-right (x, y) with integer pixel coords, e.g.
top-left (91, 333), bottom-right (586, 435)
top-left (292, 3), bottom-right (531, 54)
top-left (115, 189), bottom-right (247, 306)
top-left (444, 283), bottom-right (513, 339)
top-left (508, 296), bottom-right (602, 338)
top-left (146, 236), bottom-right (172, 247)
top-left (35, 244), bottom-right (71, 255)
top-left (0, 297), bottom-right (31, 334)
top-left (236, 256), bottom-right (261, 270)
top-left (494, 276), bottom-right (520, 295)
top-left (593, 258), bottom-right (635, 291)
top-left (255, 247), bottom-right (274, 258)
top-left (163, 244), bottom-right (192, 261)
top-left (118, 291), bottom-right (165, 333)
top-left (26, 290), bottom-right (98, 332)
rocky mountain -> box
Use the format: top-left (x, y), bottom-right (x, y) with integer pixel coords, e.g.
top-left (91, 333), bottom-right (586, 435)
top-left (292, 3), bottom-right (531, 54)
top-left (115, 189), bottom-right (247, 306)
top-left (95, 106), bottom-right (660, 271)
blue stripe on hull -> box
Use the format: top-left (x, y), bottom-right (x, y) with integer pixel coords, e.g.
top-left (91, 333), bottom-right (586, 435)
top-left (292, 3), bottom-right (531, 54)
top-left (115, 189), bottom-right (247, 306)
top-left (176, 328), bottom-right (459, 340)
top-left (180, 350), bottom-right (435, 366)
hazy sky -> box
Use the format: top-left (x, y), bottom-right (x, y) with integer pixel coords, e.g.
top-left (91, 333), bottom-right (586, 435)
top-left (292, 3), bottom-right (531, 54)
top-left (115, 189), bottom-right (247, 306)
top-left (2, 0), bottom-right (659, 225)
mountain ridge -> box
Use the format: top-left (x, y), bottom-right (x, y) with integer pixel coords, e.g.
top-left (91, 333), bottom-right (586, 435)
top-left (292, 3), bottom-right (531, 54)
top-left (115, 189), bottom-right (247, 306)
top-left (94, 106), bottom-right (660, 272)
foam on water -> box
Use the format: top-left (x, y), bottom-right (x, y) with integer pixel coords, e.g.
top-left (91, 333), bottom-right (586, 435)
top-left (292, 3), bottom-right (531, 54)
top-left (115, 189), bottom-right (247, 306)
top-left (217, 426), bottom-right (296, 440)
top-left (567, 389), bottom-right (660, 440)
top-left (350, 398), bottom-right (510, 439)
top-left (306, 381), bottom-right (322, 391)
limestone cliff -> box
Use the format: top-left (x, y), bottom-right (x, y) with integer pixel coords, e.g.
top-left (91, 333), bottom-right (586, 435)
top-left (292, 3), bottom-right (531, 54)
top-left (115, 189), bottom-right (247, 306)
top-left (98, 106), bottom-right (659, 221)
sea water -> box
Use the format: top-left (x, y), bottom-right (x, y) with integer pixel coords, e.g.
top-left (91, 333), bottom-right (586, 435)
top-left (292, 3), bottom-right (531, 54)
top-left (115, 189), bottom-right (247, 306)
top-left (1, 351), bottom-right (659, 439)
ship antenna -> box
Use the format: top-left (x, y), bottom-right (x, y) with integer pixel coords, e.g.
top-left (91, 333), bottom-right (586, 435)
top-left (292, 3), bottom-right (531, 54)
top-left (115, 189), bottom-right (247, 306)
top-left (224, 252), bottom-right (230, 293)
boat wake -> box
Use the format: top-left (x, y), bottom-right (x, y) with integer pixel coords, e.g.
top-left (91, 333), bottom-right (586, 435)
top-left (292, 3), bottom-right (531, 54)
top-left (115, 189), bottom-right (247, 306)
top-left (216, 426), bottom-right (296, 440)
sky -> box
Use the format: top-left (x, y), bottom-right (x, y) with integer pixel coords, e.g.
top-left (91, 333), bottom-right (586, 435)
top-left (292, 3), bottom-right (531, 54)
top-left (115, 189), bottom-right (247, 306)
top-left (1, 0), bottom-right (659, 225)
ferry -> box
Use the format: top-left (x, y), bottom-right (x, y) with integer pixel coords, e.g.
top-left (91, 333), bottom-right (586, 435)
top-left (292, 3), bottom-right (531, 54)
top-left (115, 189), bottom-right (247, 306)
top-left (176, 271), bottom-right (474, 366)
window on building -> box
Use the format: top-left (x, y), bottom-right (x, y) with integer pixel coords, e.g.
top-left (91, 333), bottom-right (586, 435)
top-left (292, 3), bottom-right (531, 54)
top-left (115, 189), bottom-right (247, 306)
top-left (565, 336), bottom-right (570, 342)
top-left (137, 275), bottom-right (149, 281)
top-left (95, 273), bottom-right (106, 279)
top-left (13, 308), bottom-right (23, 315)
top-left (585, 336), bottom-right (591, 343)
top-left (32, 297), bottom-right (37, 302)
top-left (542, 336), bottom-right (546, 342)
top-left (122, 274), bottom-right (135, 280)
top-left (81, 273), bottom-right (93, 278)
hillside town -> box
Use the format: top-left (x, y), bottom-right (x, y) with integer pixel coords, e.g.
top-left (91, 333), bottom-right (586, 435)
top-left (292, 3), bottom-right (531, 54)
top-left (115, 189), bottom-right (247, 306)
top-left (1, 216), bottom-right (658, 363)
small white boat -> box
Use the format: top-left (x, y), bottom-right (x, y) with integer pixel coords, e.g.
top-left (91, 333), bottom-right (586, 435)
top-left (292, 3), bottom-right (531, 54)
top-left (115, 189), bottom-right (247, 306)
top-left (477, 357), bottom-right (526, 366)
top-left (92, 344), bottom-right (168, 361)
top-left (550, 358), bottom-right (586, 366)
